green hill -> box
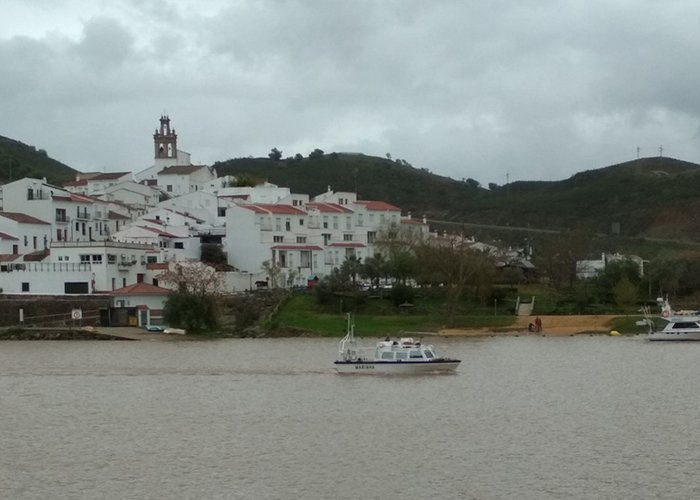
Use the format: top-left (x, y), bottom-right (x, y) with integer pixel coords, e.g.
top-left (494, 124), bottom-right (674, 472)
top-left (214, 154), bottom-right (700, 242)
top-left (0, 135), bottom-right (77, 185)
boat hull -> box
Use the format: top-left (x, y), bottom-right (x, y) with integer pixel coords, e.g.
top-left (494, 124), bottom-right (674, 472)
top-left (334, 360), bottom-right (460, 374)
top-left (648, 330), bottom-right (700, 341)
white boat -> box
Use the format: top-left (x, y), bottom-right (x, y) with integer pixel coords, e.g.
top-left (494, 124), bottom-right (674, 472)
top-left (646, 297), bottom-right (700, 341)
top-left (334, 315), bottom-right (461, 374)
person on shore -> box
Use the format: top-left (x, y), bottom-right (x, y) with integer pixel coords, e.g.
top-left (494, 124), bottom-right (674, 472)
top-left (535, 317), bottom-right (543, 332)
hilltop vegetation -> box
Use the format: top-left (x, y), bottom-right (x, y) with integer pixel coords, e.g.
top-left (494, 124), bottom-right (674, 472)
top-left (0, 135), bottom-right (76, 185)
top-left (3, 128), bottom-right (700, 248)
top-left (214, 153), bottom-right (700, 244)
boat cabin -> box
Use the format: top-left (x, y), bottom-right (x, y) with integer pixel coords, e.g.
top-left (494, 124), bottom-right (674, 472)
top-left (375, 338), bottom-right (437, 361)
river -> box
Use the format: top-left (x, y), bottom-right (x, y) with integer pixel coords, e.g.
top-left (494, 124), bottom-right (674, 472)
top-left (1, 335), bottom-right (699, 499)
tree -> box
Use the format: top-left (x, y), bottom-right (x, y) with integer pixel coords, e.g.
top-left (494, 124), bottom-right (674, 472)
top-left (200, 243), bottom-right (228, 269)
top-left (415, 238), bottom-right (495, 326)
top-left (613, 275), bottom-right (639, 308)
top-left (361, 253), bottom-right (390, 287)
top-left (230, 174), bottom-right (257, 187)
top-left (294, 153), bottom-right (303, 160)
top-left (534, 230), bottom-right (592, 290)
top-left (158, 262), bottom-right (224, 333)
top-left (309, 148), bottom-right (324, 158)
top-left (262, 260), bottom-right (282, 288)
top-left (268, 147), bottom-right (282, 161)
top-left (340, 255), bottom-right (363, 285)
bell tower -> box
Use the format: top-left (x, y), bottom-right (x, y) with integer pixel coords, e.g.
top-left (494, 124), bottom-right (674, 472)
top-left (153, 115), bottom-right (178, 161)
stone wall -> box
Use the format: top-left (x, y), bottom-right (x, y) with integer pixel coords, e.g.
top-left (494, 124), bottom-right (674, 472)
top-left (0, 295), bottom-right (111, 327)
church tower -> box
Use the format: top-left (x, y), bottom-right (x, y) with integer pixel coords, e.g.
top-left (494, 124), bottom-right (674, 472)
top-left (153, 115), bottom-right (178, 161)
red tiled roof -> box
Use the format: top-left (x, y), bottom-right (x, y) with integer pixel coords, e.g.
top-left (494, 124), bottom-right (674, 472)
top-left (89, 172), bottom-right (131, 181)
top-left (220, 194), bottom-right (250, 200)
top-left (240, 204), bottom-right (306, 215)
top-left (143, 218), bottom-right (165, 226)
top-left (0, 254), bottom-right (21, 262)
top-left (146, 262), bottom-right (169, 270)
top-left (158, 165), bottom-right (207, 175)
top-left (138, 225), bottom-right (179, 238)
top-left (401, 218), bottom-right (423, 225)
top-left (0, 212), bottom-right (51, 225)
top-left (111, 282), bottom-right (172, 296)
top-left (271, 245), bottom-right (323, 251)
top-left (328, 242), bottom-right (366, 248)
top-left (0, 231), bottom-right (18, 240)
top-left (23, 249), bottom-right (50, 262)
top-left (63, 179), bottom-right (88, 187)
top-left (52, 193), bottom-right (95, 203)
top-left (306, 202), bottom-right (353, 213)
top-left (356, 200), bottom-right (401, 211)
top-left (108, 210), bottom-right (130, 220)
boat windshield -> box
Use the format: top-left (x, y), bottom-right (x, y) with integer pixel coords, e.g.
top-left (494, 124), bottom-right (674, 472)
top-left (424, 349), bottom-right (435, 359)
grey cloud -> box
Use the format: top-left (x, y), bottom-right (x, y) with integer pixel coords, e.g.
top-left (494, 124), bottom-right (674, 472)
top-left (73, 17), bottom-right (134, 71)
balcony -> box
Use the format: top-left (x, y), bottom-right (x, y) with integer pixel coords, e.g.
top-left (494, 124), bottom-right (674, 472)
top-left (74, 212), bottom-right (92, 220)
top-left (55, 215), bottom-right (70, 223)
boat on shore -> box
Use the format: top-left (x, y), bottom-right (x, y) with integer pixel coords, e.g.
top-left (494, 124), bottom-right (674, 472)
top-left (645, 297), bottom-right (700, 341)
top-left (334, 315), bottom-right (461, 374)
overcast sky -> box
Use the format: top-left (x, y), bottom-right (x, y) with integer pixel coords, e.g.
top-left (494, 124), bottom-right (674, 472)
top-left (2, 0), bottom-right (700, 185)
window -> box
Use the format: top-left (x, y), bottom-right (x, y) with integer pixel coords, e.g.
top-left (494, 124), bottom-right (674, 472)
top-left (80, 254), bottom-right (90, 263)
top-left (275, 218), bottom-right (282, 231)
top-left (396, 351), bottom-right (408, 360)
top-left (357, 214), bottom-right (364, 227)
top-left (333, 216), bottom-right (338, 229)
top-left (75, 222), bottom-right (80, 232)
top-left (174, 242), bottom-right (184, 249)
top-left (218, 207), bottom-right (226, 217)
top-left (409, 350), bottom-right (423, 359)
top-left (23, 235), bottom-right (28, 246)
top-left (381, 351), bottom-right (394, 360)
top-left (166, 185), bottom-right (173, 192)
top-left (346, 216), bottom-right (351, 230)
top-left (296, 236), bottom-right (306, 244)
top-left (33, 236), bottom-right (37, 249)
top-left (344, 234), bottom-right (353, 242)
top-left (285, 219), bottom-right (291, 231)
top-left (91, 255), bottom-right (102, 263)
top-left (147, 256), bottom-right (157, 263)
top-left (323, 216), bottom-right (329, 229)
top-left (322, 233), bottom-right (331, 245)
top-left (273, 235), bottom-right (284, 243)
top-left (367, 231), bottom-right (376, 244)
top-left (107, 254), bottom-right (116, 264)
top-left (299, 219), bottom-right (304, 226)
top-left (22, 282), bottom-right (29, 292)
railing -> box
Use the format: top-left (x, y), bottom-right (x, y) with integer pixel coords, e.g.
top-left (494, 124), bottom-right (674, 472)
top-left (55, 215), bottom-right (70, 223)
top-left (74, 212), bottom-right (92, 220)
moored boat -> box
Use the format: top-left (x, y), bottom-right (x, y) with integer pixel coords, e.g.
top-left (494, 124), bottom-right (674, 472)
top-left (646, 297), bottom-right (700, 341)
top-left (334, 315), bottom-right (460, 374)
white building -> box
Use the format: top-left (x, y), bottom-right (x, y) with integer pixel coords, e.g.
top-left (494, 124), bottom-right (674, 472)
top-left (157, 165), bottom-right (217, 197)
top-left (63, 172), bottom-right (133, 196)
top-left (0, 211), bottom-right (52, 255)
top-left (223, 190), bottom-right (412, 286)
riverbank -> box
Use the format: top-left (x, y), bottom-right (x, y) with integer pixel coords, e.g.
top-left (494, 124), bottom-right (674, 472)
top-left (439, 314), bottom-right (623, 337)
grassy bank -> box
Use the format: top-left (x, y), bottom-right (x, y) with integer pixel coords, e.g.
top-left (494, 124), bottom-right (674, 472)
top-left (273, 294), bottom-right (516, 336)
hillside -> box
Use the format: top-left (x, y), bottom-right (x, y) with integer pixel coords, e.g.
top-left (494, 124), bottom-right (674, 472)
top-left (214, 154), bottom-right (700, 242)
top-left (0, 135), bottom-right (76, 185)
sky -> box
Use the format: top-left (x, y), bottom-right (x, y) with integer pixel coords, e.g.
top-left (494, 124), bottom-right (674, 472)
top-left (2, 0), bottom-right (700, 185)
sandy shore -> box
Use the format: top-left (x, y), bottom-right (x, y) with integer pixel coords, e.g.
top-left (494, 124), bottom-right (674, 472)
top-left (439, 315), bottom-right (622, 337)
